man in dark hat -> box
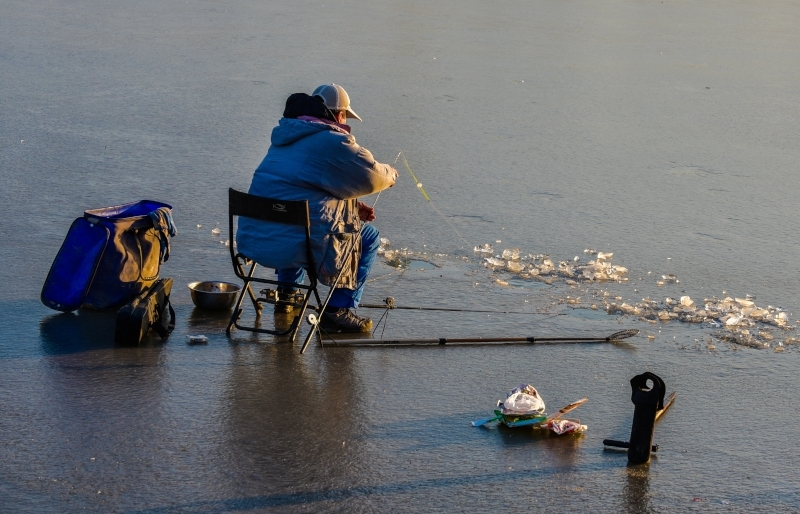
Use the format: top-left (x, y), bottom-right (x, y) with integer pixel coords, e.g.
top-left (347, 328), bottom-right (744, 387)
top-left (236, 84), bottom-right (398, 332)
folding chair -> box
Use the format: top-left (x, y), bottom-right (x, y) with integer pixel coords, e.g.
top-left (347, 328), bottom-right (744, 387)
top-left (226, 188), bottom-right (322, 341)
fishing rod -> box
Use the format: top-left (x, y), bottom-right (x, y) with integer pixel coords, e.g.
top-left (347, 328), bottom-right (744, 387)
top-left (358, 296), bottom-right (561, 316)
top-left (320, 329), bottom-right (639, 347)
top-left (300, 191), bottom-right (383, 354)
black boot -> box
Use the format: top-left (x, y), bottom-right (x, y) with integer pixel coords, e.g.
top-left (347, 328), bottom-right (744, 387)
top-left (320, 307), bottom-right (373, 333)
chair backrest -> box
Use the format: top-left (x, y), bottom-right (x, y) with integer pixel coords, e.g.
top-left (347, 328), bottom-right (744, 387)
top-left (228, 189), bottom-right (316, 276)
top-left (228, 188), bottom-right (309, 227)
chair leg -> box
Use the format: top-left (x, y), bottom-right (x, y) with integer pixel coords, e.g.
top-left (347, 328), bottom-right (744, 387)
top-left (240, 260), bottom-right (263, 316)
top-left (300, 281), bottom-right (336, 354)
top-left (226, 308), bottom-right (243, 336)
top-left (289, 289), bottom-right (315, 342)
top-left (226, 281), bottom-right (250, 336)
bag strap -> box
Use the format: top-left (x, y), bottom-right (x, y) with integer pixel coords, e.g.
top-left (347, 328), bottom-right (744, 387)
top-left (151, 299), bottom-right (175, 338)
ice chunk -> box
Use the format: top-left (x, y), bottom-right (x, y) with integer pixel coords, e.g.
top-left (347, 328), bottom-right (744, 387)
top-left (735, 298), bottom-right (754, 307)
top-left (380, 237), bottom-right (391, 246)
top-left (211, 228), bottom-right (221, 235)
top-left (680, 296), bottom-right (694, 307)
top-left (501, 248), bottom-right (521, 260)
top-left (596, 252), bottom-right (613, 262)
top-left (661, 274), bottom-right (677, 283)
top-left (484, 257), bottom-right (505, 267)
top-left (495, 279), bottom-right (509, 286)
top-left (726, 315), bottom-right (743, 326)
top-left (474, 244), bottom-right (493, 253)
top-left (506, 261), bottom-right (525, 273)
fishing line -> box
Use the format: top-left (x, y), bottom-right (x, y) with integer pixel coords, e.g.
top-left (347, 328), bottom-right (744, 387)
top-left (397, 151), bottom-right (471, 247)
top-left (364, 269), bottom-right (402, 284)
top-left (359, 297), bottom-right (567, 316)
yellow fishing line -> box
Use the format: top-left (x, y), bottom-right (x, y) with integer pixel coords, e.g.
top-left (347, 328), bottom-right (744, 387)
top-left (401, 153), bottom-right (431, 202)
top-left (396, 151), bottom-right (470, 246)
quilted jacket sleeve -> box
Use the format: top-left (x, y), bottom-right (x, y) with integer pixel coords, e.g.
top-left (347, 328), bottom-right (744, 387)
top-left (303, 132), bottom-right (397, 200)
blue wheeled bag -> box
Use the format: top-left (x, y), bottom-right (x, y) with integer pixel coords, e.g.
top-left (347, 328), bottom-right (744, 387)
top-left (41, 200), bottom-right (173, 312)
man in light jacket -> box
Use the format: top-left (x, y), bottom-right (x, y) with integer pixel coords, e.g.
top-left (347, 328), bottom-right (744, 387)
top-left (236, 84), bottom-right (398, 332)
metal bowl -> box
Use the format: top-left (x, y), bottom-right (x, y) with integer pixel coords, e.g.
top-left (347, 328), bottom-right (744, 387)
top-left (188, 281), bottom-right (241, 311)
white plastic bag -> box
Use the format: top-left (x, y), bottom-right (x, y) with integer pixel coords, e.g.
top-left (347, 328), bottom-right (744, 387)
top-left (501, 384), bottom-right (545, 415)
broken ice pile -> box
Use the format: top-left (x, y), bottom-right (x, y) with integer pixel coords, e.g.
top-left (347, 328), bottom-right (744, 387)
top-left (377, 237), bottom-right (391, 255)
top-left (577, 252), bottom-right (629, 282)
top-left (473, 246), bottom-right (631, 287)
top-left (602, 293), bottom-right (794, 349)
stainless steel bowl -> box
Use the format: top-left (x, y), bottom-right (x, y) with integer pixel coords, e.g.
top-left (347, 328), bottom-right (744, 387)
top-left (188, 281), bottom-right (241, 310)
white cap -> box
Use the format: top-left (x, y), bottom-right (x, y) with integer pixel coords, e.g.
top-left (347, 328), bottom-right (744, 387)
top-left (312, 83), bottom-right (362, 121)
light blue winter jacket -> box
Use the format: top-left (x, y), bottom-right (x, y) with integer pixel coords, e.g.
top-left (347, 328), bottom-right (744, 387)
top-left (236, 118), bottom-right (396, 288)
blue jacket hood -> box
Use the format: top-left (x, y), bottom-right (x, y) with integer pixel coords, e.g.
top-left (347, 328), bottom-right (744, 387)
top-left (270, 118), bottom-right (330, 146)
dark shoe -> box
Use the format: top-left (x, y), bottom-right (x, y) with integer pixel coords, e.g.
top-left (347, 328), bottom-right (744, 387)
top-left (320, 308), bottom-right (373, 333)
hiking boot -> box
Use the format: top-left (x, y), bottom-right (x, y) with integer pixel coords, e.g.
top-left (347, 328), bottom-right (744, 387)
top-left (320, 308), bottom-right (373, 333)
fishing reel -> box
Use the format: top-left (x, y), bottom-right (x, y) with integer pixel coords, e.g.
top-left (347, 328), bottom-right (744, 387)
top-left (383, 297), bottom-right (396, 309)
top-left (306, 313), bottom-right (319, 326)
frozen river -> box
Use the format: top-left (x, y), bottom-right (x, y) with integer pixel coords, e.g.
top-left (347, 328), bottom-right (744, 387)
top-left (2, 0), bottom-right (800, 511)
